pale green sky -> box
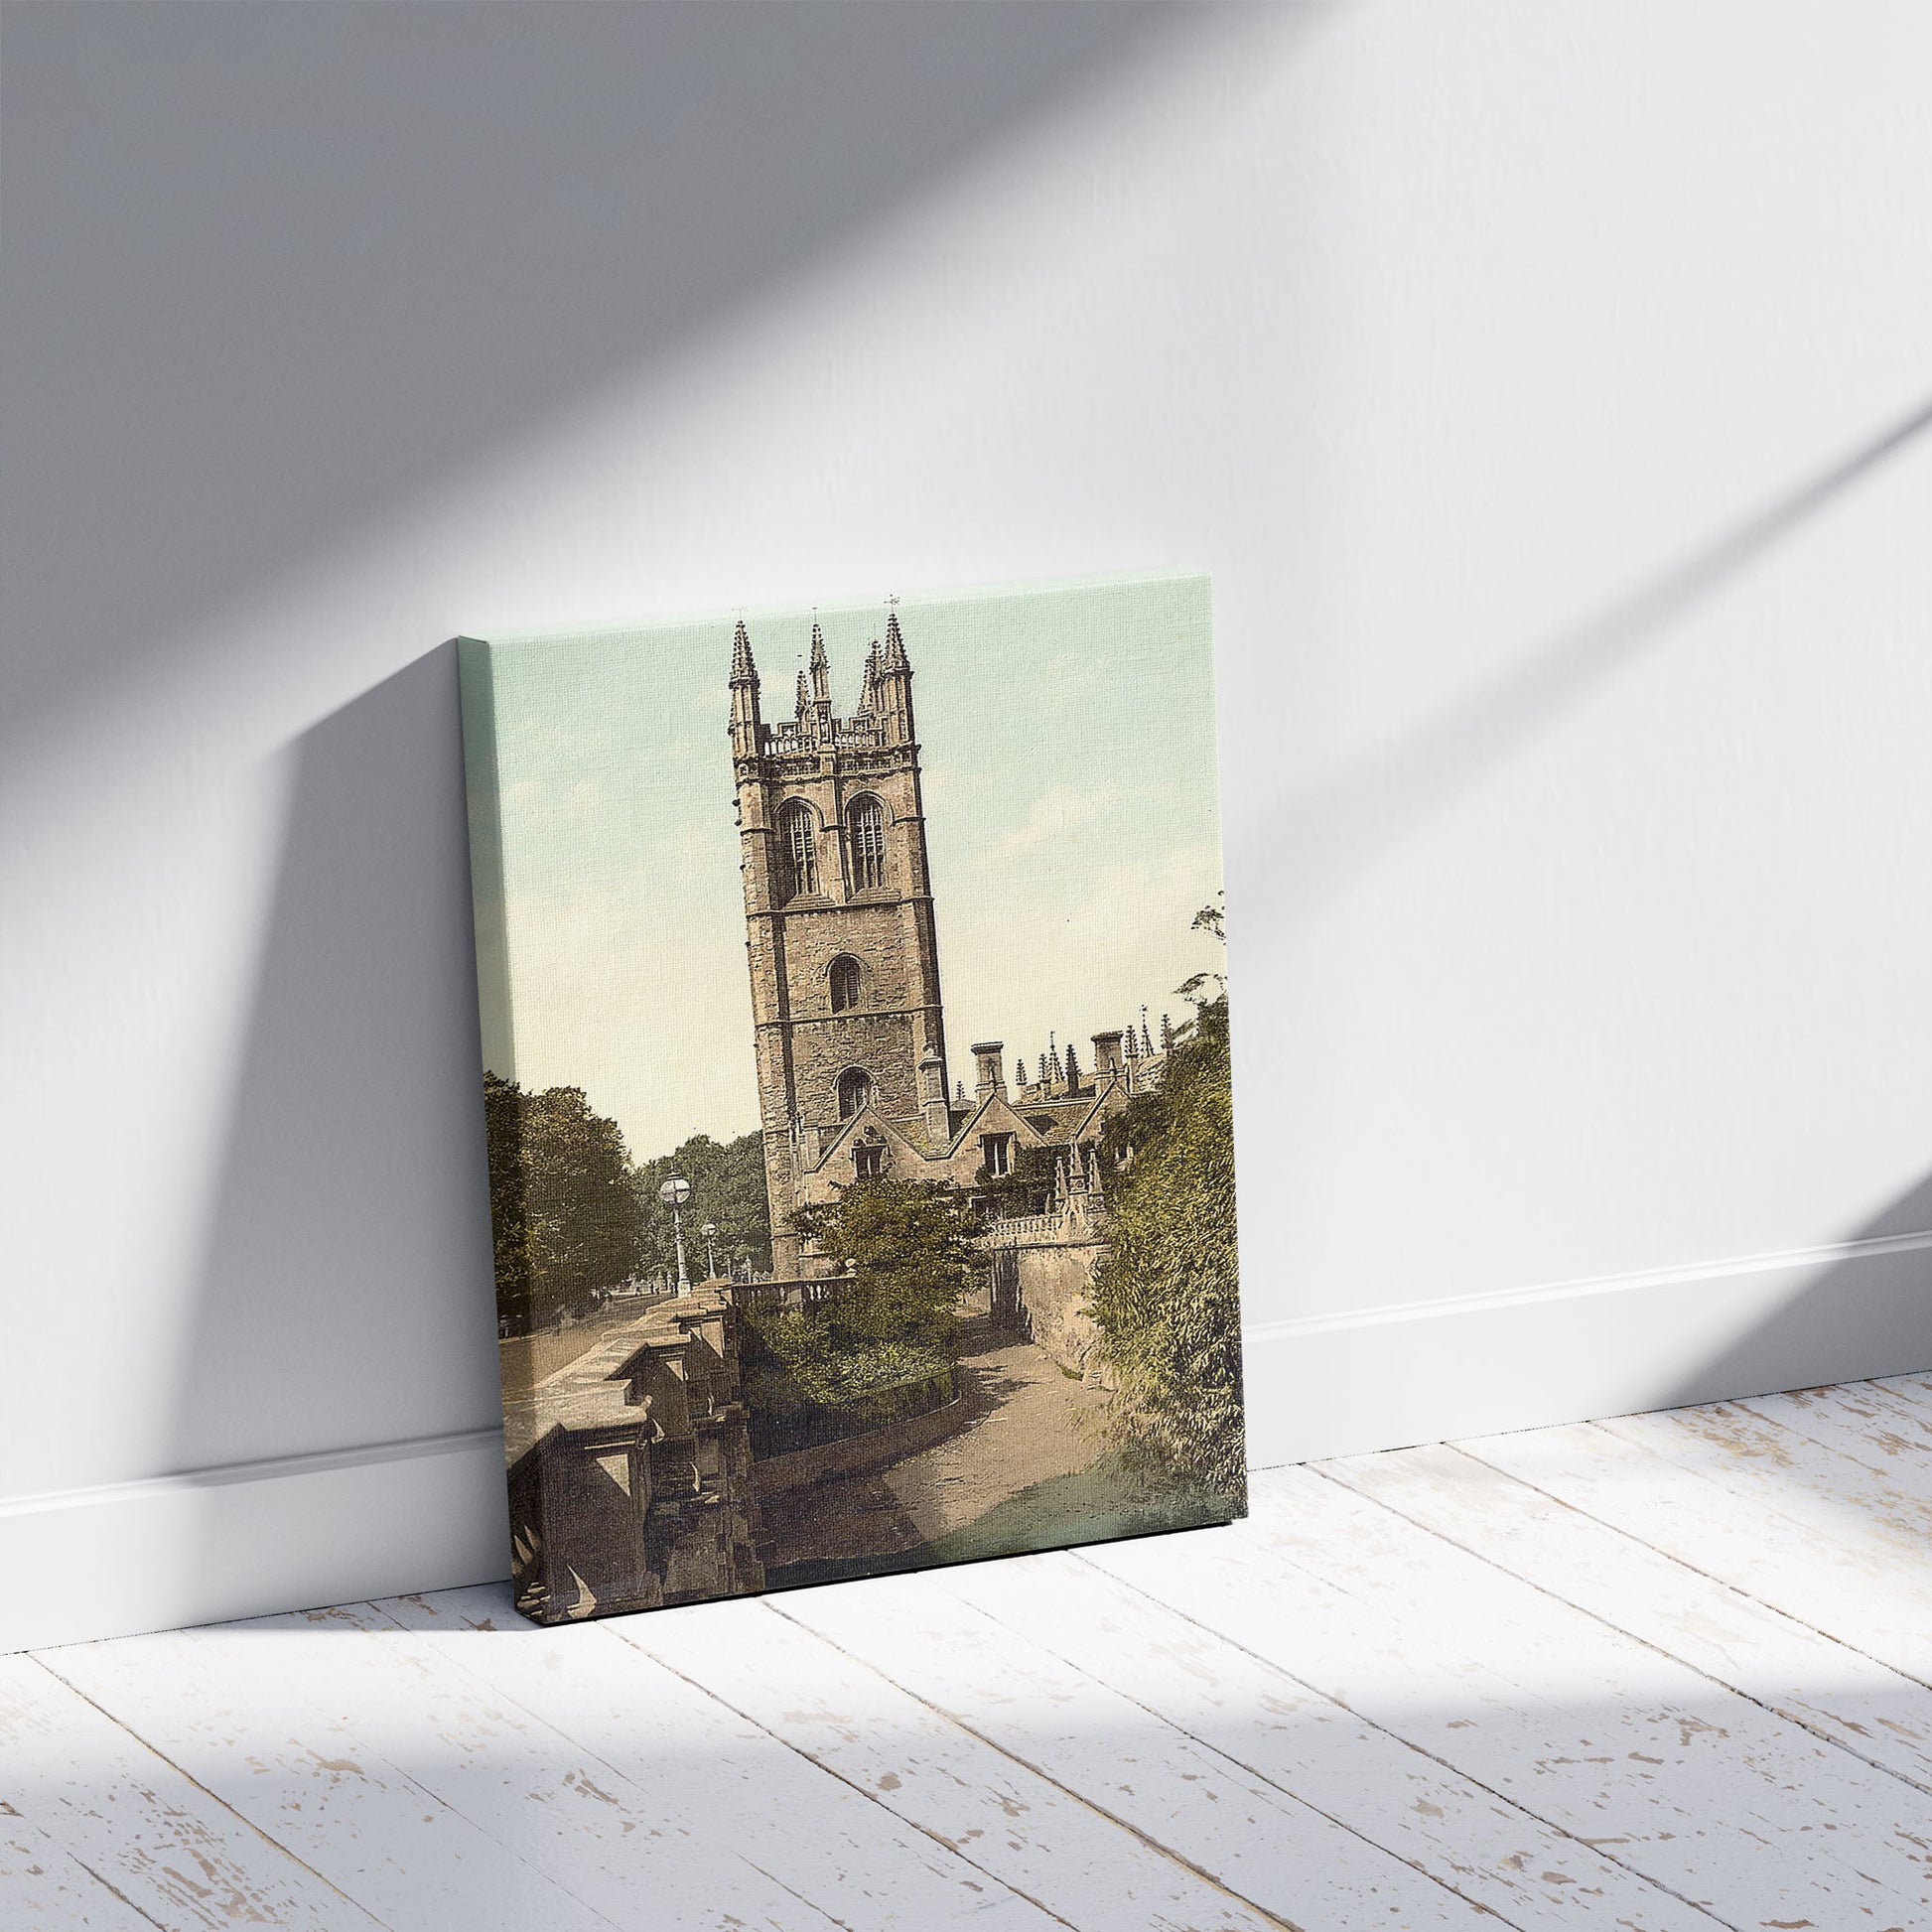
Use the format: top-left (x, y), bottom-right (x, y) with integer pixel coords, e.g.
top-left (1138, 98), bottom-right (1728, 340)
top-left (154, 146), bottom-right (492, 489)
top-left (463, 571), bottom-right (1225, 1163)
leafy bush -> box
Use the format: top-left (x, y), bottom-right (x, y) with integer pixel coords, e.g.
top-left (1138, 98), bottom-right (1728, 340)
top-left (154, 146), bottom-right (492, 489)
top-left (747, 1354), bottom-right (957, 1458)
top-left (742, 1176), bottom-right (978, 1447)
top-left (1088, 905), bottom-right (1246, 1497)
top-left (786, 1176), bottom-right (979, 1356)
top-left (756, 1333), bottom-right (954, 1407)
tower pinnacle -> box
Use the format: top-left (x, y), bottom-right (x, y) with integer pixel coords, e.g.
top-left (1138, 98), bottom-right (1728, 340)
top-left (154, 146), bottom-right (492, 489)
top-left (809, 621), bottom-right (830, 708)
top-left (728, 620), bottom-right (763, 756)
top-left (856, 640), bottom-right (882, 715)
top-left (874, 608), bottom-right (915, 743)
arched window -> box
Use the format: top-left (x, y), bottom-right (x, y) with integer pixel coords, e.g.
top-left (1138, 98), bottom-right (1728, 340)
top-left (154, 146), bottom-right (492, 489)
top-left (848, 794), bottom-right (888, 892)
top-left (781, 800), bottom-right (818, 898)
top-left (837, 1068), bottom-right (872, 1119)
top-left (828, 955), bottom-right (862, 1013)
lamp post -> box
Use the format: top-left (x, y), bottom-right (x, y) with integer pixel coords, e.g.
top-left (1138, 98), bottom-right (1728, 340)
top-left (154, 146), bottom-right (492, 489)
top-left (658, 1174), bottom-right (692, 1293)
top-left (700, 1221), bottom-right (718, 1281)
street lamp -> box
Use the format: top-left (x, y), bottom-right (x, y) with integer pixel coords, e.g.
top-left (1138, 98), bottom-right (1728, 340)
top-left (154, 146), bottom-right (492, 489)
top-left (700, 1221), bottom-right (718, 1280)
top-left (658, 1173), bottom-right (692, 1293)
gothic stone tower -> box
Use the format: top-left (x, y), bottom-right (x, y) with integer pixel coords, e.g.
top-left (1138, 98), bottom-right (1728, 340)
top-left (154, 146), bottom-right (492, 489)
top-left (730, 612), bottom-right (951, 1276)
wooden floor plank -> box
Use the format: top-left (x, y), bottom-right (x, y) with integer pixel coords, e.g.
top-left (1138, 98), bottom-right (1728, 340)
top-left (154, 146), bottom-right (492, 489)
top-left (0, 1651), bottom-right (380, 1932)
top-left (1088, 1469), bottom-right (1930, 1930)
top-left (1604, 1401), bottom-right (1932, 1552)
top-left (1325, 1440), bottom-right (1932, 1795)
top-left (1872, 1371), bottom-right (1932, 1416)
top-left (1466, 1417), bottom-right (1932, 1690)
top-left (232, 1598), bottom-right (845, 1932)
top-left (780, 1563), bottom-right (1493, 1931)
top-left (932, 1543), bottom-right (1716, 1932)
top-left (1596, 1403), bottom-right (1932, 1652)
top-left (1737, 1381), bottom-right (1932, 1482)
top-left (375, 1582), bottom-right (1056, 1932)
top-left (617, 1589), bottom-right (1285, 1932)
top-left (39, 1619), bottom-right (627, 1932)
top-left (0, 1800), bottom-right (163, 1932)
top-left (1246, 1465), bottom-right (1932, 1916)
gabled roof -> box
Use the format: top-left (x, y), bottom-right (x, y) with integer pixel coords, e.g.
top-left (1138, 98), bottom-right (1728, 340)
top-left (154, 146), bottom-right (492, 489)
top-left (940, 1087), bottom-right (1062, 1159)
top-left (996, 1076), bottom-right (1135, 1143)
top-left (1066, 1069), bottom-right (1129, 1143)
top-left (808, 1101), bottom-right (934, 1173)
top-left (801, 1067), bottom-right (1136, 1185)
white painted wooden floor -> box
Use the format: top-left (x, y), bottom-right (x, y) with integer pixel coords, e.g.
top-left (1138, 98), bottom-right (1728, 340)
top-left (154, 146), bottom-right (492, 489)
top-left (10, 1376), bottom-right (1932, 1932)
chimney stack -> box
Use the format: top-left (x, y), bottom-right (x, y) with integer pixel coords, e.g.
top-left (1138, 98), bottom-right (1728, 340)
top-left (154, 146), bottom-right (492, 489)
top-left (971, 1040), bottom-right (1007, 1099)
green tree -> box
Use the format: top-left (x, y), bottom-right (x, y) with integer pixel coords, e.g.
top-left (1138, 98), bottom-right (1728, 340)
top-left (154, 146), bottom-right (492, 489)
top-left (483, 1074), bottom-right (645, 1335)
top-left (631, 1131), bottom-right (772, 1284)
top-left (748, 1178), bottom-right (980, 1407)
top-left (788, 1177), bottom-right (980, 1354)
top-left (1089, 902), bottom-right (1246, 1496)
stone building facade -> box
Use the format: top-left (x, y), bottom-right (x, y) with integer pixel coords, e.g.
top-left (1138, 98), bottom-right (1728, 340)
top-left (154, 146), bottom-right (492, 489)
top-left (502, 1288), bottom-right (764, 1621)
top-left (729, 612), bottom-right (1173, 1284)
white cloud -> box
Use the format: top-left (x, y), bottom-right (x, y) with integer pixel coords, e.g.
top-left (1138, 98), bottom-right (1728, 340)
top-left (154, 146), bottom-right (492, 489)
top-left (986, 783), bottom-right (1118, 863)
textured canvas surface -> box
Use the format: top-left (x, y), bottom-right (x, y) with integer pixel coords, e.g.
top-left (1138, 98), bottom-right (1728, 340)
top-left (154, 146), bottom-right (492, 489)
top-left (458, 572), bottom-right (1245, 1621)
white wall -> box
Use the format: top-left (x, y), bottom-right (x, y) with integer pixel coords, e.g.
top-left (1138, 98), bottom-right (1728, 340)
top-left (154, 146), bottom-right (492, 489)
top-left (6, 0), bottom-right (1931, 1650)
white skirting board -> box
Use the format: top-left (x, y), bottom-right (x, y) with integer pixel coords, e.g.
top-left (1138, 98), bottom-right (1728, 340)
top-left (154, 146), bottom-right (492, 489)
top-left (1, 1431), bottom-right (509, 1656)
top-left (7, 1230), bottom-right (1931, 1655)
top-left (1243, 1227), bottom-right (1932, 1467)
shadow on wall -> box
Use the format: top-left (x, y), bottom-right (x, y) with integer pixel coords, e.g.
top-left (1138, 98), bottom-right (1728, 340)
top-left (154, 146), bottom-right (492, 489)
top-left (166, 646), bottom-right (501, 1479)
top-left (1656, 1170), bottom-right (1932, 1414)
top-left (1273, 392), bottom-right (1932, 910)
top-left (0, 0), bottom-right (1178, 746)
top-left (13, 2), bottom-right (1189, 1504)
top-left (1249, 387), bottom-right (1932, 1440)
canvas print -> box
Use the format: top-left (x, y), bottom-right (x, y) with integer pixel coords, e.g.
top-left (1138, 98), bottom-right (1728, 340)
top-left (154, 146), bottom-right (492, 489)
top-left (459, 572), bottom-right (1245, 1622)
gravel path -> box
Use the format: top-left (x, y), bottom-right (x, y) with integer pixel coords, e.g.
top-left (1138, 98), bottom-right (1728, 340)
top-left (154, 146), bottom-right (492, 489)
top-left (758, 1326), bottom-right (1113, 1570)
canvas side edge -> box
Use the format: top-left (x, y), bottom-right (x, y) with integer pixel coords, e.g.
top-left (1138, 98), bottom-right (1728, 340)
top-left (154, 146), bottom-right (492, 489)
top-left (454, 635), bottom-right (516, 1092)
top-left (453, 633), bottom-right (534, 1587)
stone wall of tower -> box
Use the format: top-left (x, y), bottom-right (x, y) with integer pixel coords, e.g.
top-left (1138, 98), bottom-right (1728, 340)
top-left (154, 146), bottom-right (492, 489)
top-left (771, 904), bottom-right (929, 1122)
top-left (739, 763), bottom-right (943, 1131)
top-left (731, 615), bottom-right (950, 1278)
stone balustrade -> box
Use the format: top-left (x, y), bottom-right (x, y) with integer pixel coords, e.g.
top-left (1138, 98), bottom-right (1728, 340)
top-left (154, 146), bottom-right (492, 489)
top-left (503, 1287), bottom-right (764, 1622)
